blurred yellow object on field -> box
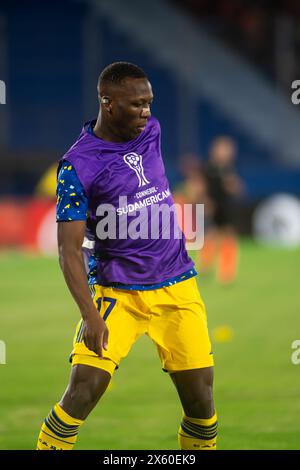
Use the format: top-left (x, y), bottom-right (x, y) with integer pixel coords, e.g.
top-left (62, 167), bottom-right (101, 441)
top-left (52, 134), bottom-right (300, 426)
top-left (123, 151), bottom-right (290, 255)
top-left (212, 325), bottom-right (234, 343)
top-left (35, 162), bottom-right (58, 198)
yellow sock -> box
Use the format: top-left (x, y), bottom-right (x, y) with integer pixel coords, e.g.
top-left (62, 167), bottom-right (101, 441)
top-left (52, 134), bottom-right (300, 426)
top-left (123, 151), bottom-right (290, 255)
top-left (36, 403), bottom-right (83, 450)
top-left (178, 413), bottom-right (217, 450)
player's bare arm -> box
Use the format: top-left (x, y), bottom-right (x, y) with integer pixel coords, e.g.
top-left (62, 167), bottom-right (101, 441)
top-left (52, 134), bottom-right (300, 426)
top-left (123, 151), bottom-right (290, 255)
top-left (57, 221), bottom-right (108, 357)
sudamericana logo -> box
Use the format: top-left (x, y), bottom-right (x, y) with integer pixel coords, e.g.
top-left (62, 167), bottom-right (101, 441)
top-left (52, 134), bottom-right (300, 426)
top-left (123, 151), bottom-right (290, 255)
top-left (0, 80), bottom-right (6, 104)
top-left (123, 153), bottom-right (150, 188)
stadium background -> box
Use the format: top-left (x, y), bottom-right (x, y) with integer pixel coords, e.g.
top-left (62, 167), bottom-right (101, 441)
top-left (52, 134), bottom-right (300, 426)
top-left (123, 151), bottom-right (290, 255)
top-left (0, 0), bottom-right (300, 449)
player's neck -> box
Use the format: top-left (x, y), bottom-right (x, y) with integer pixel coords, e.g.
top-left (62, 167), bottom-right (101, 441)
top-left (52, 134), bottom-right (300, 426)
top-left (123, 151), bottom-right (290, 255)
top-left (93, 115), bottom-right (127, 143)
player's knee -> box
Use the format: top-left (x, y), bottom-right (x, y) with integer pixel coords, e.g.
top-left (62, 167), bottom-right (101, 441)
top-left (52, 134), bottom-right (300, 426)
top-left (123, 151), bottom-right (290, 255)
top-left (184, 384), bottom-right (214, 418)
top-left (68, 381), bottom-right (101, 407)
top-left (61, 368), bottom-right (110, 417)
top-left (200, 382), bottom-right (214, 402)
top-left (188, 382), bottom-right (213, 402)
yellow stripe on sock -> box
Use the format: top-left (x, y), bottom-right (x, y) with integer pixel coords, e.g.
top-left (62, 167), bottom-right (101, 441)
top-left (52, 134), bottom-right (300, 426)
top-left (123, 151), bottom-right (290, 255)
top-left (184, 412), bottom-right (217, 427)
top-left (53, 403), bottom-right (83, 426)
top-left (46, 416), bottom-right (79, 437)
top-left (178, 412), bottom-right (218, 450)
top-left (36, 404), bottom-right (84, 451)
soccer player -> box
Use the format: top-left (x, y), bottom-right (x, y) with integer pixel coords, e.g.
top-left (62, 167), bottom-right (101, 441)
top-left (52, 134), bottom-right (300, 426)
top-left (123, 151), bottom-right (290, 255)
top-left (36, 62), bottom-right (217, 450)
top-left (201, 137), bottom-right (245, 284)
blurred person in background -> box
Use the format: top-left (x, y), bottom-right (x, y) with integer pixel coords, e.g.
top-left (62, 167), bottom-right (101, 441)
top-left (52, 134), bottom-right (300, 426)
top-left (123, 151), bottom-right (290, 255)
top-left (173, 153), bottom-right (214, 250)
top-left (200, 136), bottom-right (245, 284)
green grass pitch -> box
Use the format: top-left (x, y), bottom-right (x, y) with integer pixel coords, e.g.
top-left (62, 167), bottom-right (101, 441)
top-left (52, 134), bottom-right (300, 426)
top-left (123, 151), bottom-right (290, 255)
top-left (0, 240), bottom-right (299, 450)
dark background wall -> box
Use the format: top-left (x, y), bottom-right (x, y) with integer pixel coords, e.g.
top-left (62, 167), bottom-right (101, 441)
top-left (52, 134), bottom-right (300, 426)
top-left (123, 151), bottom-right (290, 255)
top-left (0, 0), bottom-right (299, 201)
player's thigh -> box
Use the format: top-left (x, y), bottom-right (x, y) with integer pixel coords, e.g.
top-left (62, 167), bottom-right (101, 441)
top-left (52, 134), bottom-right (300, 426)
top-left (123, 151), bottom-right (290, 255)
top-left (71, 285), bottom-right (147, 367)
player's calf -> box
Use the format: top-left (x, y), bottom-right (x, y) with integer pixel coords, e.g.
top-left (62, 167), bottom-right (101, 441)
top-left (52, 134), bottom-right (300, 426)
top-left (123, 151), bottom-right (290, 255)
top-left (171, 367), bottom-right (217, 450)
top-left (36, 364), bottom-right (111, 450)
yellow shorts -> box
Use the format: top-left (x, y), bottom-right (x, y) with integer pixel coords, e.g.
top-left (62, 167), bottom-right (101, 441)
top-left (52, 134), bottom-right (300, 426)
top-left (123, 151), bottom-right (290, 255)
top-left (70, 277), bottom-right (214, 376)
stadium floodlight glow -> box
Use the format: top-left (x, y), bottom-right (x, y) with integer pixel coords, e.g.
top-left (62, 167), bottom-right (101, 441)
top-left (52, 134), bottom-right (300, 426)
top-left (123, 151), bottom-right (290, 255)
top-left (0, 80), bottom-right (6, 104)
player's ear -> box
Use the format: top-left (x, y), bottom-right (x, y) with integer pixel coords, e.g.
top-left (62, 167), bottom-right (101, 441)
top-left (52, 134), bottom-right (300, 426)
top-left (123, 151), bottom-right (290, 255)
top-left (99, 96), bottom-right (112, 113)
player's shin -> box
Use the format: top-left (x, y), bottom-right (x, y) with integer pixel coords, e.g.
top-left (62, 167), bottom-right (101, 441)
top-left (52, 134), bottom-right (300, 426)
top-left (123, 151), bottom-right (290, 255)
top-left (36, 403), bottom-right (83, 450)
top-left (178, 413), bottom-right (218, 450)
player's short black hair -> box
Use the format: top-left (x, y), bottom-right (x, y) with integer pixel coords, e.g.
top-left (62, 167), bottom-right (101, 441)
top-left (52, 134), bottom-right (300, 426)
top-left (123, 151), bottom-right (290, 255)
top-left (99, 62), bottom-right (147, 85)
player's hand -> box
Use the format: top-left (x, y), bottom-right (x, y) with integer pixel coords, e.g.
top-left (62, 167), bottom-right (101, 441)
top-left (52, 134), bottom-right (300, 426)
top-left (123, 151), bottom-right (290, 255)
top-left (82, 311), bottom-right (109, 358)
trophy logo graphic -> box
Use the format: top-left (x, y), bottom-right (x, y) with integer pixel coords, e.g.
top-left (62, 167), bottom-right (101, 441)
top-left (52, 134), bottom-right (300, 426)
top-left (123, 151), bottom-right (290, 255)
top-left (123, 153), bottom-right (150, 187)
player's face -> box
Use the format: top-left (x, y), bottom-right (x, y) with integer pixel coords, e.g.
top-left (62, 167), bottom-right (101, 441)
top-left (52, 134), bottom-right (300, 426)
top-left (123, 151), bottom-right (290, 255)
top-left (110, 78), bottom-right (153, 140)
